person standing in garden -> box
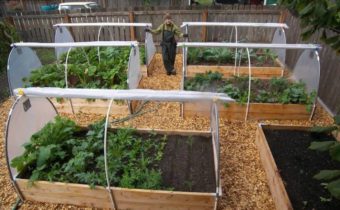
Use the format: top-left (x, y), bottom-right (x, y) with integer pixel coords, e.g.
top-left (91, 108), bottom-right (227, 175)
top-left (145, 13), bottom-right (188, 76)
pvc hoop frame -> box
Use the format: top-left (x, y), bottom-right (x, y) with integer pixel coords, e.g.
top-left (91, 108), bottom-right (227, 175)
top-left (179, 43), bottom-right (321, 121)
top-left (103, 99), bottom-right (118, 210)
top-left (54, 23), bottom-right (155, 66)
top-left (181, 22), bottom-right (287, 76)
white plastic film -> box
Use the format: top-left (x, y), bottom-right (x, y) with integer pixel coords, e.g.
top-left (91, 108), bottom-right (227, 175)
top-left (271, 28), bottom-right (287, 65)
top-left (54, 26), bottom-right (74, 59)
top-left (177, 42), bottom-right (320, 50)
top-left (7, 47), bottom-right (42, 95)
top-left (5, 96), bottom-right (57, 178)
top-left (128, 46), bottom-right (142, 89)
top-left (145, 32), bottom-right (156, 65)
top-left (210, 103), bottom-right (220, 196)
top-left (292, 50), bottom-right (320, 94)
top-left (181, 22), bottom-right (288, 28)
top-left (13, 88), bottom-right (235, 103)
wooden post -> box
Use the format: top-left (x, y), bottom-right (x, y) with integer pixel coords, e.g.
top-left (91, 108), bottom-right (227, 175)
top-left (129, 11), bottom-right (136, 41)
top-left (63, 13), bottom-right (75, 38)
top-left (4, 16), bottom-right (15, 26)
top-left (201, 10), bottom-right (208, 42)
top-left (19, 0), bottom-right (25, 11)
top-left (279, 10), bottom-right (288, 23)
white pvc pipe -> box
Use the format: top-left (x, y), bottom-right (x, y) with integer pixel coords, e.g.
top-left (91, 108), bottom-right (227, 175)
top-left (14, 88), bottom-right (235, 103)
top-left (11, 41), bottom-right (138, 48)
top-left (181, 22), bottom-right (289, 29)
top-left (64, 48), bottom-right (75, 115)
top-left (103, 99), bottom-right (117, 210)
top-left (97, 25), bottom-right (103, 62)
top-left (234, 26), bottom-right (238, 76)
top-left (245, 47), bottom-right (252, 121)
top-left (177, 42), bottom-right (321, 50)
top-left (54, 22), bottom-right (152, 27)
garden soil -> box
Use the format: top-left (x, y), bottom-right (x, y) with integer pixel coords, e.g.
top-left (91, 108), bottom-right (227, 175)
top-left (264, 129), bottom-right (340, 209)
top-left (0, 53), bottom-right (334, 209)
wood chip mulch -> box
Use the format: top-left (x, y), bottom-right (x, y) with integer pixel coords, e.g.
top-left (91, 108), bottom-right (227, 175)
top-left (0, 53), bottom-right (333, 210)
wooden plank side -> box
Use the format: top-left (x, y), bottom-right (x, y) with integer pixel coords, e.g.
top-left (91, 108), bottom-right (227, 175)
top-left (183, 102), bottom-right (310, 120)
top-left (16, 179), bottom-right (215, 210)
top-left (255, 124), bottom-right (294, 210)
top-left (187, 65), bottom-right (282, 79)
top-left (50, 98), bottom-right (130, 115)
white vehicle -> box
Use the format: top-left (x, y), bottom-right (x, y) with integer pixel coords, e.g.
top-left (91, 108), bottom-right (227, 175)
top-left (58, 2), bottom-right (100, 11)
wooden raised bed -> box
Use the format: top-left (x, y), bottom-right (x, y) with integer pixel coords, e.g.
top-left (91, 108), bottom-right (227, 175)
top-left (186, 59), bottom-right (284, 79)
top-left (14, 129), bottom-right (218, 210)
top-left (16, 179), bottom-right (215, 210)
top-left (183, 102), bottom-right (310, 120)
top-left (256, 124), bottom-right (340, 210)
top-left (50, 98), bottom-right (131, 115)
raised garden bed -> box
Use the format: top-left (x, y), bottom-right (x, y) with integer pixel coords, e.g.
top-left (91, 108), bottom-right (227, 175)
top-left (10, 116), bottom-right (218, 209)
top-left (186, 48), bottom-right (284, 79)
top-left (23, 46), bottom-right (144, 114)
top-left (183, 72), bottom-right (314, 120)
top-left (256, 124), bottom-right (340, 210)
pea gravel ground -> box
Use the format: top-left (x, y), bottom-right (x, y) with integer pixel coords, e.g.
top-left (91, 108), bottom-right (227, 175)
top-left (0, 54), bottom-right (333, 210)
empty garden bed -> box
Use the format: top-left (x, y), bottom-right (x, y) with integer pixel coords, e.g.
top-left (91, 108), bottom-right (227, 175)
top-left (256, 124), bottom-right (340, 210)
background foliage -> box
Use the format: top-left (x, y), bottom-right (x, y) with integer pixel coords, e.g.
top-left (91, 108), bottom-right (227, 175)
top-left (279, 0), bottom-right (340, 53)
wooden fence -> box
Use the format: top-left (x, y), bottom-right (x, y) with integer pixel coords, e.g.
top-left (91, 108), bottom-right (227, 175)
top-left (10, 8), bottom-right (282, 44)
top-left (284, 12), bottom-right (340, 116)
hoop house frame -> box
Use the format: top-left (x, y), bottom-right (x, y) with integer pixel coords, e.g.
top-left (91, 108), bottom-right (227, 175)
top-left (7, 41), bottom-right (142, 115)
top-left (181, 22), bottom-right (288, 75)
top-left (54, 22), bottom-right (156, 68)
top-left (6, 88), bottom-right (234, 210)
top-left (178, 42), bottom-right (321, 121)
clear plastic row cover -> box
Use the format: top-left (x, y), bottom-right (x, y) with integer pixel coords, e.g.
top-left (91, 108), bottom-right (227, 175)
top-left (6, 96), bottom-right (58, 178)
top-left (271, 28), bottom-right (286, 65)
top-left (292, 49), bottom-right (320, 94)
top-left (128, 46), bottom-right (142, 89)
top-left (55, 26), bottom-right (75, 59)
top-left (210, 103), bottom-right (220, 195)
top-left (7, 47), bottom-right (42, 95)
top-left (145, 32), bottom-right (156, 65)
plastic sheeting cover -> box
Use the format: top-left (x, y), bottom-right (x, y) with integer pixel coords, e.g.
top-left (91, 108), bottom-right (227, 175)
top-left (210, 103), bottom-right (220, 195)
top-left (128, 46), bottom-right (142, 89)
top-left (7, 47), bottom-right (42, 95)
top-left (292, 50), bottom-right (320, 94)
top-left (54, 26), bottom-right (74, 59)
top-left (145, 32), bottom-right (156, 65)
top-left (271, 28), bottom-right (286, 65)
top-left (6, 96), bottom-right (57, 178)
top-left (13, 88), bottom-right (235, 103)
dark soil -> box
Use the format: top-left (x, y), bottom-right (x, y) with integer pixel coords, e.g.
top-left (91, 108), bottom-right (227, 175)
top-left (264, 129), bottom-right (340, 210)
top-left (18, 130), bottom-right (216, 193)
top-left (159, 134), bottom-right (216, 192)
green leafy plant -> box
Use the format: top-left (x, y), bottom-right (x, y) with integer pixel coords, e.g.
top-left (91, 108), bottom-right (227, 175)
top-left (255, 49), bottom-right (278, 66)
top-left (185, 72), bottom-right (315, 107)
top-left (24, 46), bottom-right (146, 90)
top-left (184, 71), bottom-right (222, 91)
top-left (11, 116), bottom-right (168, 190)
top-left (0, 21), bottom-right (19, 74)
top-left (308, 115), bottom-right (340, 199)
top-left (187, 47), bottom-right (279, 66)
